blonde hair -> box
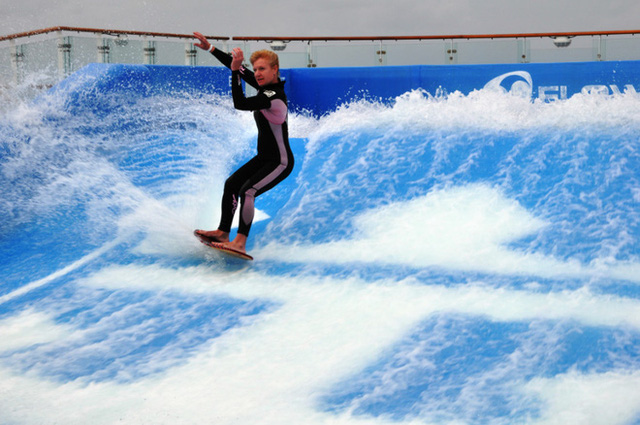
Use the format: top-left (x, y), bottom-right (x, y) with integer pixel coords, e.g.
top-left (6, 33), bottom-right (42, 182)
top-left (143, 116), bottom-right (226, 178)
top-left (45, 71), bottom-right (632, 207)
top-left (250, 50), bottom-right (280, 76)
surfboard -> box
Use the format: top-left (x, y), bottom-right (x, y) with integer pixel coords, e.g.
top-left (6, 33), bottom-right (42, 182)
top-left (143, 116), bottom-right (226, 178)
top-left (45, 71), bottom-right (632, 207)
top-left (194, 232), bottom-right (254, 261)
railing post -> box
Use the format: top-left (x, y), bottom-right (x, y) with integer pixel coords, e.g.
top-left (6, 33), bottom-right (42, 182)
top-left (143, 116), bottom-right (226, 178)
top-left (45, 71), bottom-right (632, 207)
top-left (10, 40), bottom-right (25, 84)
top-left (97, 36), bottom-right (110, 63)
top-left (445, 39), bottom-right (458, 64)
top-left (517, 38), bottom-right (530, 63)
top-left (593, 35), bottom-right (606, 61)
top-left (186, 42), bottom-right (197, 66)
top-left (144, 38), bottom-right (156, 65)
top-left (57, 33), bottom-right (72, 77)
top-left (307, 41), bottom-right (316, 67)
top-left (242, 41), bottom-right (258, 96)
top-left (376, 40), bottom-right (387, 65)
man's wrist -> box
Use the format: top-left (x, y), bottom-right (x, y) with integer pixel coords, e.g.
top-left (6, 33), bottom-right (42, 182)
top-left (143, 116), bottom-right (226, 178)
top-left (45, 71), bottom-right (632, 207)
top-left (208, 44), bottom-right (214, 53)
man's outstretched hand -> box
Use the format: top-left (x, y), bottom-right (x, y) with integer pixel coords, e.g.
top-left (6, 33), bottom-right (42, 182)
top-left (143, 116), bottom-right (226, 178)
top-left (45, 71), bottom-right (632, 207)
top-left (230, 48), bottom-right (244, 71)
top-left (193, 32), bottom-right (211, 51)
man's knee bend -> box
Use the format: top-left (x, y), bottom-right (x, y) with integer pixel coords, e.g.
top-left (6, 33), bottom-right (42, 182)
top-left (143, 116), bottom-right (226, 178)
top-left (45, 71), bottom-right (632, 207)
top-left (240, 187), bottom-right (256, 206)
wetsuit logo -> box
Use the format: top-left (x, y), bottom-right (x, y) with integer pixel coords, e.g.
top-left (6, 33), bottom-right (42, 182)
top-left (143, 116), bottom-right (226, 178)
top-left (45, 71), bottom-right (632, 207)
top-left (231, 194), bottom-right (238, 215)
top-left (483, 71), bottom-right (533, 98)
top-left (263, 90), bottom-right (276, 98)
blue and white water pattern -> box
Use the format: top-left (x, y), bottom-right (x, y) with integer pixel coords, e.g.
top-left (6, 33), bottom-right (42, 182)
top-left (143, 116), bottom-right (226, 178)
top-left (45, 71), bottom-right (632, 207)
top-left (1, 66), bottom-right (640, 425)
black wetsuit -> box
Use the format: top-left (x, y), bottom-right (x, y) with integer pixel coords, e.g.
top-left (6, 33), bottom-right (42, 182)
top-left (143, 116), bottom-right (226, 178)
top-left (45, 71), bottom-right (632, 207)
top-left (210, 48), bottom-right (294, 236)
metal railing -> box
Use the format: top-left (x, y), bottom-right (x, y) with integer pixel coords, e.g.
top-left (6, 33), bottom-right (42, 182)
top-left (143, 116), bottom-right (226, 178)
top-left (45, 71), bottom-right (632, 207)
top-left (236, 30), bottom-right (640, 66)
top-left (2, 26), bottom-right (640, 87)
top-left (0, 26), bottom-right (228, 43)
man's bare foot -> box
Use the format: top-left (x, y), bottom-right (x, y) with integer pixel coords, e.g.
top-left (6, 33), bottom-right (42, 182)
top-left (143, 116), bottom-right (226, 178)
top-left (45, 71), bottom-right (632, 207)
top-left (223, 242), bottom-right (246, 254)
top-left (223, 234), bottom-right (248, 254)
top-left (194, 229), bottom-right (230, 243)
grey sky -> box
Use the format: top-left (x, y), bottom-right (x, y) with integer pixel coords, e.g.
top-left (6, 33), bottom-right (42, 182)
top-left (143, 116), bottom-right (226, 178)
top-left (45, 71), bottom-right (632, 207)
top-left (1, 0), bottom-right (639, 38)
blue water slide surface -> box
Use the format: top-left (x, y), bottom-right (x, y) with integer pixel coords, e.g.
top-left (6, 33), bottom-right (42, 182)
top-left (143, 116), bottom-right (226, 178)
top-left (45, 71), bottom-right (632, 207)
top-left (1, 61), bottom-right (639, 425)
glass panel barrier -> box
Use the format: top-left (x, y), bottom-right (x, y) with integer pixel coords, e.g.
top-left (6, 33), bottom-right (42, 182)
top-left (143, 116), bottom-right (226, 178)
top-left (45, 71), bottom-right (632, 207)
top-left (1, 28), bottom-right (639, 90)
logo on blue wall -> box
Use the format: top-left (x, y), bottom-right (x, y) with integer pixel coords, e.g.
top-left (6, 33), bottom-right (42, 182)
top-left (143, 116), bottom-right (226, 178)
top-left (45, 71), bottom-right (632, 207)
top-left (483, 71), bottom-right (534, 98)
top-left (484, 70), bottom-right (638, 101)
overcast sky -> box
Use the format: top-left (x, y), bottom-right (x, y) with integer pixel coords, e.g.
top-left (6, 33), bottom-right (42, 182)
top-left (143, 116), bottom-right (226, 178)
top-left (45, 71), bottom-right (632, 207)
top-left (1, 0), bottom-right (640, 38)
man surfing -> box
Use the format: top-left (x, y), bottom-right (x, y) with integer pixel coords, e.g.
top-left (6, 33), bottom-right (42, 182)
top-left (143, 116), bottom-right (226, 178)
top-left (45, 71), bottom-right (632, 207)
top-left (192, 32), bottom-right (294, 259)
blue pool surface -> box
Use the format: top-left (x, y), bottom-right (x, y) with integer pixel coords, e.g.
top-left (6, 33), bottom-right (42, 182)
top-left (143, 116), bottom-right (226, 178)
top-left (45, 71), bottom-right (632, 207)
top-left (1, 61), bottom-right (640, 424)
